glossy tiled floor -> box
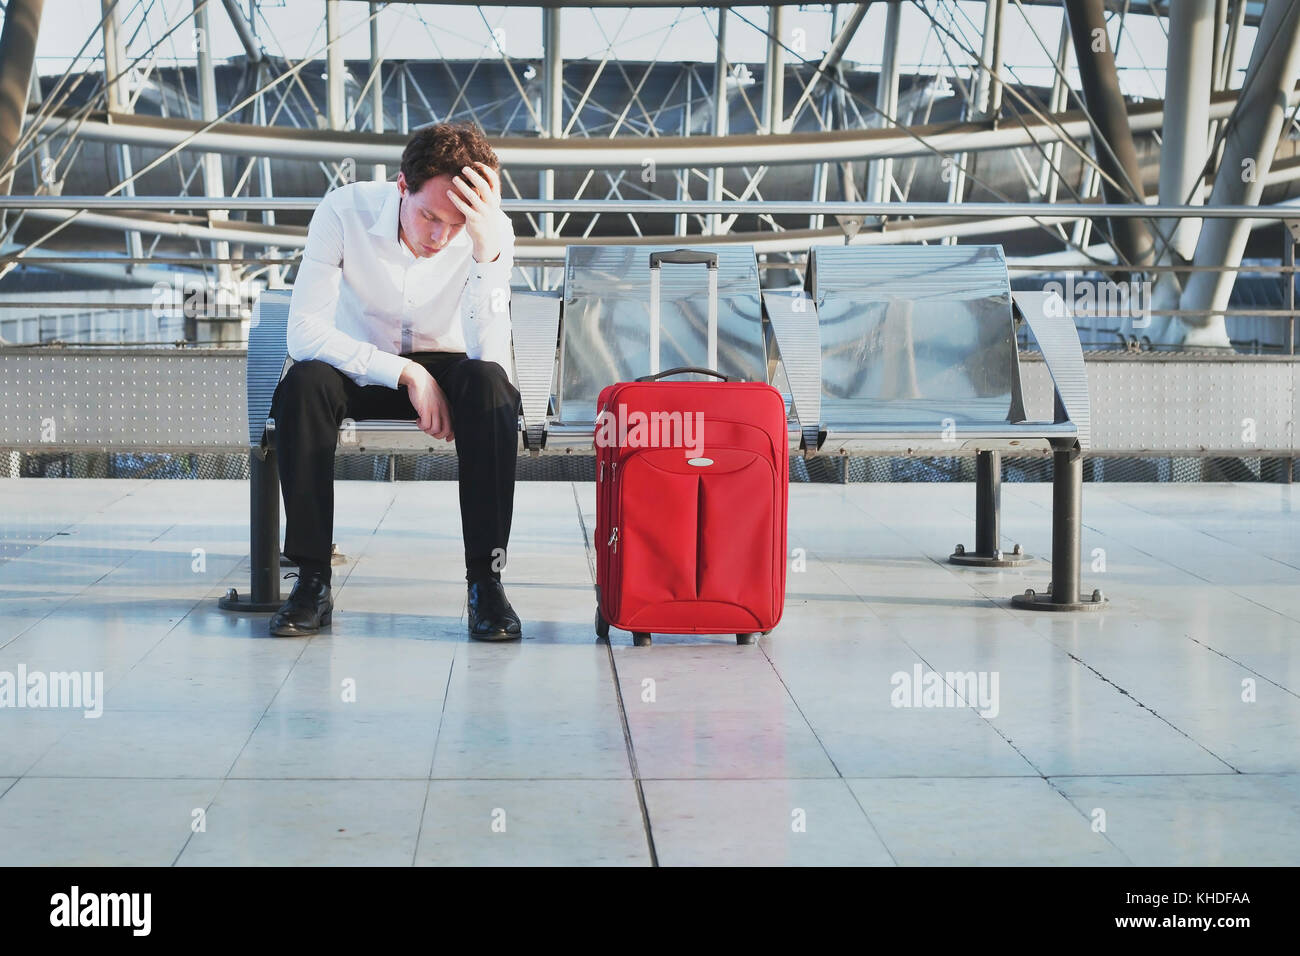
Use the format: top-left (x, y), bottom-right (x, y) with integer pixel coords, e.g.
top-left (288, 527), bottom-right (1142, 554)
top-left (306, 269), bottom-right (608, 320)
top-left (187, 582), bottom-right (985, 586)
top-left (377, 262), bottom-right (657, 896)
top-left (1, 477), bottom-right (1298, 866)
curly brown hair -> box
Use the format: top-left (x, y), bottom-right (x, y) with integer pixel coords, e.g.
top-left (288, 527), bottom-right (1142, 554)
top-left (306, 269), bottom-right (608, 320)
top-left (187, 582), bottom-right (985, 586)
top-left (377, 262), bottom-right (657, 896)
top-left (400, 122), bottom-right (499, 194)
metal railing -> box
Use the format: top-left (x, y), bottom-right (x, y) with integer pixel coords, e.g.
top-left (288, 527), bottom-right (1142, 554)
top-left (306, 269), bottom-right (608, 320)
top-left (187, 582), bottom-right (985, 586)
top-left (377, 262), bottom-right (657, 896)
top-left (3, 196), bottom-right (1300, 352)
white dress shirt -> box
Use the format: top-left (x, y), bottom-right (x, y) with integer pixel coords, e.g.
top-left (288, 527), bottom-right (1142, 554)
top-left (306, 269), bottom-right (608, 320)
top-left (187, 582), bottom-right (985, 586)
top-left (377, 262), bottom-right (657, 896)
top-left (286, 179), bottom-right (516, 390)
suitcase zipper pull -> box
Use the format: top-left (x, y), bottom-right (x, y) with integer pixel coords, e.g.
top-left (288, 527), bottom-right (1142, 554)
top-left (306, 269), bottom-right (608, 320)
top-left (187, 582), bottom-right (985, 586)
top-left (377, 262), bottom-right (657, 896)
top-left (608, 527), bottom-right (619, 552)
top-left (599, 461), bottom-right (604, 481)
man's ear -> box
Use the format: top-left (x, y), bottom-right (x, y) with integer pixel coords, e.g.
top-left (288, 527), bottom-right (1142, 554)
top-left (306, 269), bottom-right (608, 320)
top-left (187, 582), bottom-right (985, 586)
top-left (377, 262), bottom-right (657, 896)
top-left (396, 171), bottom-right (407, 195)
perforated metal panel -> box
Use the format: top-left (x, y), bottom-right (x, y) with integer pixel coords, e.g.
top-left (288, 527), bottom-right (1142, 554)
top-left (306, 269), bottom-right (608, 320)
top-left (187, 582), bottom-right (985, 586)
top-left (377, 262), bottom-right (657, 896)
top-left (1019, 352), bottom-right (1297, 456)
top-left (1, 348), bottom-right (1295, 458)
top-left (0, 348), bottom-right (246, 452)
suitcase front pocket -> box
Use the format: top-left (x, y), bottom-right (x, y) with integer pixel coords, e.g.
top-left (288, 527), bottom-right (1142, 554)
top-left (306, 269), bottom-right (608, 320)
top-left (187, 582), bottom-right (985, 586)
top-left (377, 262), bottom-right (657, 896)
top-left (617, 450), bottom-right (700, 615)
top-left (614, 446), bottom-right (775, 627)
top-left (696, 451), bottom-right (775, 616)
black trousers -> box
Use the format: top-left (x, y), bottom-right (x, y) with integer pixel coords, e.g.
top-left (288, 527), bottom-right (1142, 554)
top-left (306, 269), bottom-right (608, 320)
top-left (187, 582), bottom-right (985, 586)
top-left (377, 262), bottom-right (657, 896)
top-left (269, 352), bottom-right (521, 580)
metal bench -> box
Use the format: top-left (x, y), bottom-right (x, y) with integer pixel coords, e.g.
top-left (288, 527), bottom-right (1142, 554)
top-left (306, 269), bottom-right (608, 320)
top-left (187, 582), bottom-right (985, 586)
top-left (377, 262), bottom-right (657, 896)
top-left (218, 286), bottom-right (561, 611)
top-left (220, 241), bottom-right (1102, 615)
top-left (763, 243), bottom-right (1101, 611)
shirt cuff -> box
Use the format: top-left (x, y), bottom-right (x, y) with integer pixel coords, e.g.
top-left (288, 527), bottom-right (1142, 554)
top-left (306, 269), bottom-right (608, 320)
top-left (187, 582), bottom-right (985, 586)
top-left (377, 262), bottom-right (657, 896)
top-left (367, 349), bottom-right (411, 391)
top-left (472, 239), bottom-right (512, 274)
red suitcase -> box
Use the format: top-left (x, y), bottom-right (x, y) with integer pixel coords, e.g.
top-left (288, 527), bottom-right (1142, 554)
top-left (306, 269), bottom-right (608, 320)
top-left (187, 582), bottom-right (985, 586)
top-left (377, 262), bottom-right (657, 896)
top-left (594, 249), bottom-right (789, 647)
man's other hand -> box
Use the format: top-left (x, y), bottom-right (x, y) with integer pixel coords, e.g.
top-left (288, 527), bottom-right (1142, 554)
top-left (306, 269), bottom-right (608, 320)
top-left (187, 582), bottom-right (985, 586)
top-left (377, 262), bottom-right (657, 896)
top-left (399, 361), bottom-right (455, 441)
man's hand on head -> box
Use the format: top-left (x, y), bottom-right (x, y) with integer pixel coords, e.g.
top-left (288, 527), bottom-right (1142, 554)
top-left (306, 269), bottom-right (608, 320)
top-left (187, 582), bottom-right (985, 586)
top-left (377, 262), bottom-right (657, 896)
top-left (447, 162), bottom-right (503, 264)
top-left (399, 360), bottom-right (455, 441)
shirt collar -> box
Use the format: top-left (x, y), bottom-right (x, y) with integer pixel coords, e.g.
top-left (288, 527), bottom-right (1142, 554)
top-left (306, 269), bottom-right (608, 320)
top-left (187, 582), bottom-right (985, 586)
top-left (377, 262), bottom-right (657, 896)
top-left (369, 183), bottom-right (402, 247)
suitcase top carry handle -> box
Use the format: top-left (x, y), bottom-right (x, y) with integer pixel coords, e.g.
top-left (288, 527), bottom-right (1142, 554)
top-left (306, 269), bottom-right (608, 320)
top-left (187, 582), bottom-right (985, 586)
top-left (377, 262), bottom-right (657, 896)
top-left (636, 366), bottom-right (731, 383)
top-left (650, 250), bottom-right (719, 270)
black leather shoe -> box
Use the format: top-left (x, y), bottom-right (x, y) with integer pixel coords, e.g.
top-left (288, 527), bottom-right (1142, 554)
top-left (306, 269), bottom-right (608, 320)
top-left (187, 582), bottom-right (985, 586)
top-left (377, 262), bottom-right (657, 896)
top-left (467, 578), bottom-right (522, 641)
top-left (269, 568), bottom-right (333, 637)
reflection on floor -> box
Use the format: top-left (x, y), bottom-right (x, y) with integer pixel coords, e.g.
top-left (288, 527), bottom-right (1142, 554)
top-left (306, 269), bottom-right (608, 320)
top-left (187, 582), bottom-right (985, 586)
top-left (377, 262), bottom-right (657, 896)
top-left (1, 478), bottom-right (1297, 866)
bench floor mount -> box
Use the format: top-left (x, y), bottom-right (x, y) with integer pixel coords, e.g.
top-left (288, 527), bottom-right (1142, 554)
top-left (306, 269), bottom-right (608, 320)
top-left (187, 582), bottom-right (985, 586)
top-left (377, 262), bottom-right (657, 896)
top-left (949, 543), bottom-right (1033, 568)
top-left (1011, 587), bottom-right (1109, 612)
top-left (218, 587), bottom-right (284, 613)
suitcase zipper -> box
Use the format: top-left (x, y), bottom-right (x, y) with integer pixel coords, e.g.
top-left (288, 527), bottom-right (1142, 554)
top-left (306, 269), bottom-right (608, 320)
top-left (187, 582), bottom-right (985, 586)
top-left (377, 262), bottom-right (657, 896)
top-left (608, 526), bottom-right (618, 552)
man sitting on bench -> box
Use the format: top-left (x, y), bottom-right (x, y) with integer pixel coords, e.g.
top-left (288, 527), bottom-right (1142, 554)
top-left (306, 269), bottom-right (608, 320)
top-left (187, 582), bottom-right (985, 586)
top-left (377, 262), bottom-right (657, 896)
top-left (268, 121), bottom-right (523, 641)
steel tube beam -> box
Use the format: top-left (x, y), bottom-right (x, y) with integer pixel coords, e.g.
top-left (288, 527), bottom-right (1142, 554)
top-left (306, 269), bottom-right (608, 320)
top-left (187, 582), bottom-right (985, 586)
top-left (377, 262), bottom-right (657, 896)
top-left (947, 0), bottom-right (1004, 223)
top-left (25, 87), bottom-right (1290, 169)
top-left (1182, 0), bottom-right (1300, 347)
top-left (975, 0), bottom-right (1007, 118)
top-left (0, 0), bottom-right (44, 217)
top-left (763, 6), bottom-right (785, 134)
top-left (102, 0), bottom-right (144, 264)
top-left (785, 2), bottom-right (869, 126)
top-left (326, 0), bottom-right (346, 132)
top-left (369, 2), bottom-right (385, 181)
top-left (308, 0), bottom-right (1255, 10)
top-left (221, 0), bottom-right (262, 63)
top-left (541, 6), bottom-right (562, 238)
top-left (1064, 0), bottom-right (1157, 265)
top-left (709, 7), bottom-right (728, 236)
top-left (194, 0), bottom-right (232, 294)
top-left (13, 196), bottom-right (1300, 218)
top-left (1035, 17), bottom-right (1073, 201)
top-left (867, 1), bottom-right (901, 204)
top-left (0, 241), bottom-right (194, 286)
top-left (252, 57), bottom-right (283, 288)
top-left (1148, 0), bottom-right (1215, 343)
top-left (399, 61), bottom-right (409, 133)
top-left (30, 199), bottom-right (1292, 260)
top-left (1159, 0), bottom-right (1214, 260)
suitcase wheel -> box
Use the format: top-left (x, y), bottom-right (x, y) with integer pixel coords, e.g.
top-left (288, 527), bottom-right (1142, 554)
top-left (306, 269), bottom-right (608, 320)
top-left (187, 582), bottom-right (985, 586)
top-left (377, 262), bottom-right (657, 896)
top-left (736, 632), bottom-right (759, 645)
top-left (594, 607), bottom-right (610, 641)
top-left (632, 632), bottom-right (653, 647)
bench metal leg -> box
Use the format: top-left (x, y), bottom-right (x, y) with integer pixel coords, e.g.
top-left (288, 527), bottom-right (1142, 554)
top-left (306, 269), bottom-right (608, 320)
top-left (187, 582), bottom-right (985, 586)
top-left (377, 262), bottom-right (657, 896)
top-left (1011, 443), bottom-right (1106, 612)
top-left (219, 447), bottom-right (284, 612)
top-left (950, 450), bottom-right (1030, 567)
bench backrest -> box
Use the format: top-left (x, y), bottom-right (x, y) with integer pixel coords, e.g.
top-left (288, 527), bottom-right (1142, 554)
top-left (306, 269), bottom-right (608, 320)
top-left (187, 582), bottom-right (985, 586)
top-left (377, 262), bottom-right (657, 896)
top-left (557, 244), bottom-right (768, 424)
top-left (807, 244), bottom-right (1018, 430)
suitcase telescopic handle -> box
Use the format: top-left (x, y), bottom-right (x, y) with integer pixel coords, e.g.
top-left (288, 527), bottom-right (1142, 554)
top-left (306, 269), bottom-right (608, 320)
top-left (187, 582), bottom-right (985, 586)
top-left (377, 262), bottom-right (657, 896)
top-left (635, 366), bottom-right (731, 383)
top-left (648, 249), bottom-right (721, 377)
top-left (650, 250), bottom-right (719, 270)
